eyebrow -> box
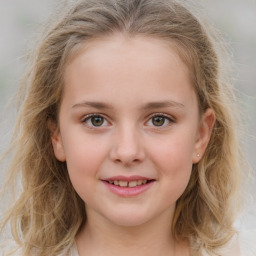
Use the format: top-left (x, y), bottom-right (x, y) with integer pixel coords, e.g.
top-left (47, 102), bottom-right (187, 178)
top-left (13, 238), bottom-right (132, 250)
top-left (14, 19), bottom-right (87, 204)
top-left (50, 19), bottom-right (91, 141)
top-left (72, 100), bottom-right (185, 110)
top-left (142, 100), bottom-right (185, 110)
top-left (72, 101), bottom-right (112, 109)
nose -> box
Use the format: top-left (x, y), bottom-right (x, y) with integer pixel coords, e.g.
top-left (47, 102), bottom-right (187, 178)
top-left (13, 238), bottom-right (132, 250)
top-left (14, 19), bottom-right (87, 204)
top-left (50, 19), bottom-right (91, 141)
top-left (109, 125), bottom-right (146, 166)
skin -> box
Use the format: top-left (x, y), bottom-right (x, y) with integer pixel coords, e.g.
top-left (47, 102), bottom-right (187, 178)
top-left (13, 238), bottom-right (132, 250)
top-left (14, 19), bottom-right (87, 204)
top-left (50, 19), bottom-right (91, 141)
top-left (51, 34), bottom-right (215, 256)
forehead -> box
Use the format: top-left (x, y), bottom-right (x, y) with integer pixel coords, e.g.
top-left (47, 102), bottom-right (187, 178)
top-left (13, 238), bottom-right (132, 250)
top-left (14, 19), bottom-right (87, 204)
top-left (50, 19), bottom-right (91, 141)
top-left (62, 34), bottom-right (197, 111)
top-left (66, 34), bottom-right (193, 74)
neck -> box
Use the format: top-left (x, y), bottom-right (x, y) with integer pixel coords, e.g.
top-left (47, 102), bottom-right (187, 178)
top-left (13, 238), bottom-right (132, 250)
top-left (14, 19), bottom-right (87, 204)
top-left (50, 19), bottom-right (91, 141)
top-left (76, 207), bottom-right (189, 256)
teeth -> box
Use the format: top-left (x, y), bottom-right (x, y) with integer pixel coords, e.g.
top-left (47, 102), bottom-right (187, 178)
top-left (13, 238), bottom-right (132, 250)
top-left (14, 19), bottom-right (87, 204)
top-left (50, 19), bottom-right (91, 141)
top-left (128, 181), bottom-right (137, 187)
top-left (108, 180), bottom-right (149, 187)
top-left (137, 180), bottom-right (142, 185)
top-left (119, 181), bottom-right (128, 187)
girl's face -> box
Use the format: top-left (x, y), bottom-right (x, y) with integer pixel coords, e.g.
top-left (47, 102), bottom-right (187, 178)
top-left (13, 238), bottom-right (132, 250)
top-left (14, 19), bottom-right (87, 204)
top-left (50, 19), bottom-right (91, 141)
top-left (51, 34), bottom-right (214, 227)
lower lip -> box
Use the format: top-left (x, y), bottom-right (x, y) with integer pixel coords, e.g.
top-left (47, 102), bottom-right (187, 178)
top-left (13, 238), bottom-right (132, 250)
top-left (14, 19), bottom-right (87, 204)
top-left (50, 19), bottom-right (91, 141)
top-left (102, 181), bottom-right (155, 197)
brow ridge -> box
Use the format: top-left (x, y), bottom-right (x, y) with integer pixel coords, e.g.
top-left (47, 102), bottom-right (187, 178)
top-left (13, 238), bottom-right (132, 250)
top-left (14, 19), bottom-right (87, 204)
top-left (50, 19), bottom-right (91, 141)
top-left (72, 100), bottom-right (185, 110)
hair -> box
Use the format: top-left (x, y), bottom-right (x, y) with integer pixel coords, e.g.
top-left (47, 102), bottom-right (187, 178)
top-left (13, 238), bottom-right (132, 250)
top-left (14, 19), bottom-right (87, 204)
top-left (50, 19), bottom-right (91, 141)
top-left (0, 0), bottom-right (246, 255)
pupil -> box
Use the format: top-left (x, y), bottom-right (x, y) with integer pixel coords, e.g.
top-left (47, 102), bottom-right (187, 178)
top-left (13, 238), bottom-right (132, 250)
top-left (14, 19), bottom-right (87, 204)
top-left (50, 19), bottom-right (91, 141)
top-left (92, 116), bottom-right (104, 126)
top-left (153, 116), bottom-right (164, 126)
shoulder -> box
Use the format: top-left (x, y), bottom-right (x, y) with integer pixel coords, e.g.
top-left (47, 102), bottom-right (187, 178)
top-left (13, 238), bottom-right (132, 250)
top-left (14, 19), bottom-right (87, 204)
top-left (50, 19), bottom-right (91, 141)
top-left (0, 241), bottom-right (21, 256)
top-left (0, 242), bottom-right (78, 256)
top-left (239, 228), bottom-right (256, 256)
top-left (215, 234), bottom-right (241, 256)
top-left (68, 244), bottom-right (79, 256)
top-left (201, 234), bottom-right (241, 256)
top-left (57, 243), bottom-right (79, 256)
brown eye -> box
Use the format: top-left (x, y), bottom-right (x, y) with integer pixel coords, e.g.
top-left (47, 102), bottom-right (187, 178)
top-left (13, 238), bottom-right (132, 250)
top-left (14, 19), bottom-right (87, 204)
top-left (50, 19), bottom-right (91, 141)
top-left (82, 114), bottom-right (108, 128)
top-left (146, 114), bottom-right (174, 128)
top-left (91, 116), bottom-right (104, 126)
top-left (152, 116), bottom-right (165, 126)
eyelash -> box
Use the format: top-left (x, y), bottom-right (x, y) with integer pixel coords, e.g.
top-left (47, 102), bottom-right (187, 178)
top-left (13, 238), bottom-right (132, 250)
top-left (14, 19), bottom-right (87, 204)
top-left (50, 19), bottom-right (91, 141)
top-left (81, 113), bottom-right (175, 129)
top-left (81, 114), bottom-right (110, 128)
top-left (146, 113), bottom-right (175, 127)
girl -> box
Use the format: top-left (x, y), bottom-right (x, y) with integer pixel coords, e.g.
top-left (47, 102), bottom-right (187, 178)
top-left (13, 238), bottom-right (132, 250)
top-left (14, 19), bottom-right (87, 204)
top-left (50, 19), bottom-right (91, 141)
top-left (0, 0), bottom-right (246, 255)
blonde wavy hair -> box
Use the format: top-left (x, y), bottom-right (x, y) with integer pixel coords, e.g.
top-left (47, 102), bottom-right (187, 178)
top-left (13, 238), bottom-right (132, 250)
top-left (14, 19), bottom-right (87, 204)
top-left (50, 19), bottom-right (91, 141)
top-left (1, 0), bottom-right (245, 255)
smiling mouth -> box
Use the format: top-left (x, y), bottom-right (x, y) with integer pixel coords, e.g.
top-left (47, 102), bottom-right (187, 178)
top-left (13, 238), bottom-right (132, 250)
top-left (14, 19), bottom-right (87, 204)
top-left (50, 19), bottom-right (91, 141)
top-left (102, 176), bottom-right (155, 196)
top-left (104, 180), bottom-right (154, 188)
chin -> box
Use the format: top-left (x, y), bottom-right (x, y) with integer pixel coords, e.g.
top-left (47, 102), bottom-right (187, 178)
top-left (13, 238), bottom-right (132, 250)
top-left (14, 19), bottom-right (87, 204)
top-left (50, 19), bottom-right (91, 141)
top-left (105, 210), bottom-right (154, 227)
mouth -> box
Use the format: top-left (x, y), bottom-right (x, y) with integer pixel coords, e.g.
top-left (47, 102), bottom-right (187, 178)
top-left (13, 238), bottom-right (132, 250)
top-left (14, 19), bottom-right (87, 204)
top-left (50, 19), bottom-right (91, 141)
top-left (102, 176), bottom-right (155, 196)
top-left (104, 179), bottom-right (154, 188)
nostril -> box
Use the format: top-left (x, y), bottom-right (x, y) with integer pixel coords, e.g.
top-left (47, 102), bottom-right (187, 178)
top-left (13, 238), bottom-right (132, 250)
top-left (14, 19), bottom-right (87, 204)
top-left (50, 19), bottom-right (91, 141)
top-left (111, 152), bottom-right (144, 166)
top-left (109, 137), bottom-right (146, 165)
top-left (116, 158), bottom-right (142, 167)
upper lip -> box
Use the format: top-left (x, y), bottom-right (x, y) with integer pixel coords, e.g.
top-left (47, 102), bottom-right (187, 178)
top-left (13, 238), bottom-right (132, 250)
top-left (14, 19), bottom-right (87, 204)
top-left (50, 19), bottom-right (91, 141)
top-left (102, 175), bottom-right (154, 182)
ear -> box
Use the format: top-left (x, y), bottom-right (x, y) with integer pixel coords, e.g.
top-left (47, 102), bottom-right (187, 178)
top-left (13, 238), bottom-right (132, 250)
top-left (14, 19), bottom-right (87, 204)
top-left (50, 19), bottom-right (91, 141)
top-left (48, 120), bottom-right (66, 162)
top-left (192, 108), bottom-right (215, 164)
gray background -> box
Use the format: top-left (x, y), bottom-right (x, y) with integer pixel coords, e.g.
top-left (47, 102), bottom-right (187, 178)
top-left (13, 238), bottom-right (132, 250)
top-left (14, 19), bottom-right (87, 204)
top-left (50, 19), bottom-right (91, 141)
top-left (0, 0), bottom-right (255, 254)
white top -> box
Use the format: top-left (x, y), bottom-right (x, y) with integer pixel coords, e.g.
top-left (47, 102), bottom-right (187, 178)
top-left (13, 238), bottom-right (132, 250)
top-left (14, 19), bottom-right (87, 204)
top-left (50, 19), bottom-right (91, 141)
top-left (69, 244), bottom-right (79, 256)
top-left (1, 232), bottom-right (255, 256)
top-left (66, 233), bottom-right (256, 256)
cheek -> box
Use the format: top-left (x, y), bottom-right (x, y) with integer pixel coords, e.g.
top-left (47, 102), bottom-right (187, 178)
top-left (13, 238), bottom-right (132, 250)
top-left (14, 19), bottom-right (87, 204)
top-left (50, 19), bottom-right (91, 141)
top-left (148, 134), bottom-right (195, 193)
top-left (62, 135), bottom-right (108, 192)
top-left (151, 135), bottom-right (195, 172)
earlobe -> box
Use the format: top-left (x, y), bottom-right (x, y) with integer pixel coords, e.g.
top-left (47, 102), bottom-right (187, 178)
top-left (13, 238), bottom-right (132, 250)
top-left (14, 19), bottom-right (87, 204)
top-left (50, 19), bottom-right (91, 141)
top-left (48, 120), bottom-right (66, 162)
top-left (192, 108), bottom-right (215, 164)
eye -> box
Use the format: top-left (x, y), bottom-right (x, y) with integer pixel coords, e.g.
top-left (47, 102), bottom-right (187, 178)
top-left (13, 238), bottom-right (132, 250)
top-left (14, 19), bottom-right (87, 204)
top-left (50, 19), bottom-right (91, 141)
top-left (82, 114), bottom-right (109, 128)
top-left (146, 114), bottom-right (174, 127)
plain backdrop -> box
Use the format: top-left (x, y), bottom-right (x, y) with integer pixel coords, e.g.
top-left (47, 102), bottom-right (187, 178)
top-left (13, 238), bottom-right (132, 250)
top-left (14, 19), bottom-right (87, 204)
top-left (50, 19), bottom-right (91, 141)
top-left (0, 0), bottom-right (255, 255)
